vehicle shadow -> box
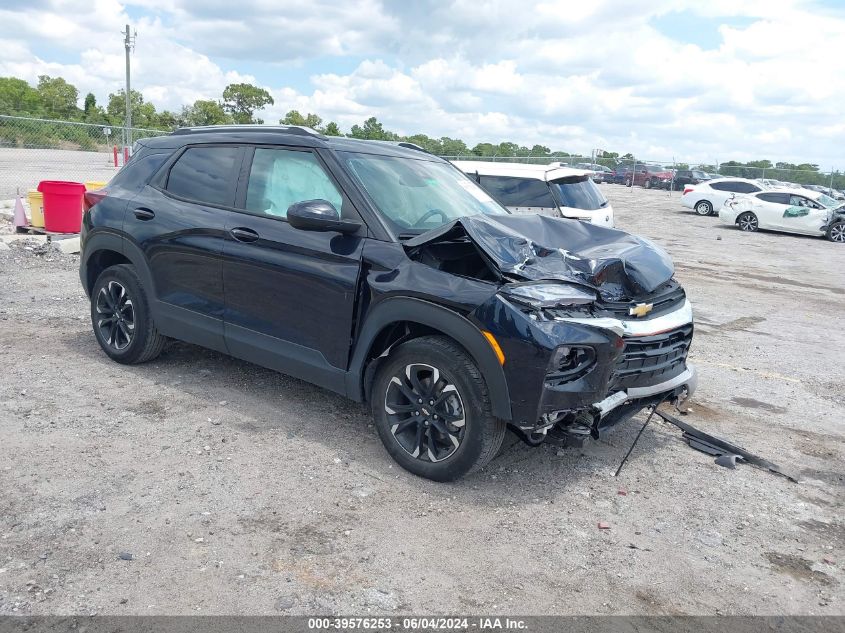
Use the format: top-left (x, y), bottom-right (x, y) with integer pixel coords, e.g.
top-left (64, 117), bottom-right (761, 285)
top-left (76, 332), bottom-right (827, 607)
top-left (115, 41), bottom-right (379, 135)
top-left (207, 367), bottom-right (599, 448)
top-left (61, 330), bottom-right (681, 501)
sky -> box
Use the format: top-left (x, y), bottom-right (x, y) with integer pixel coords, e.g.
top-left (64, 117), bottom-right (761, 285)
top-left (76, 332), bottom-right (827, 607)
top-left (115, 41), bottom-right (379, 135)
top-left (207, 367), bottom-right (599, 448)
top-left (1, 0), bottom-right (844, 168)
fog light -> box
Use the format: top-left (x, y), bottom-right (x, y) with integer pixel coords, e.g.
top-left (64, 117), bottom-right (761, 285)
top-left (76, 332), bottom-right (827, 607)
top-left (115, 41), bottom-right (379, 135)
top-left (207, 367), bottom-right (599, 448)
top-left (546, 345), bottom-right (596, 385)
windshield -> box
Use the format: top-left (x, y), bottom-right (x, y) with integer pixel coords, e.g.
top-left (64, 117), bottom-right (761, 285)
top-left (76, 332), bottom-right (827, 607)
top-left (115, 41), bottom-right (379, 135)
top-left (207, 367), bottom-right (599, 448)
top-left (817, 193), bottom-right (838, 208)
top-left (340, 152), bottom-right (506, 233)
top-left (549, 176), bottom-right (608, 210)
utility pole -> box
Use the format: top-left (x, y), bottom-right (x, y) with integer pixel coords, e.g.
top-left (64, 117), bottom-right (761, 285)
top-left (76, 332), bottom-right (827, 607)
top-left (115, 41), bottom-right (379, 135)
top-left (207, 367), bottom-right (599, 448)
top-left (123, 24), bottom-right (136, 151)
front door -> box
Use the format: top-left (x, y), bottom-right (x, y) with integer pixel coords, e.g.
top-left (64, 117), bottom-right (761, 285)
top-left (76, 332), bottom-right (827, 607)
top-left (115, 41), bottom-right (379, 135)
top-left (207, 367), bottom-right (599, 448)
top-left (777, 194), bottom-right (829, 235)
top-left (222, 146), bottom-right (365, 392)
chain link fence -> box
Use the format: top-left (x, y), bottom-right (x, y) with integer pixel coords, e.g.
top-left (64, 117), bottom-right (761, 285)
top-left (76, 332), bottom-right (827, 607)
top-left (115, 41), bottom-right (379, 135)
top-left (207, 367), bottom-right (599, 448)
top-left (2, 114), bottom-right (844, 201)
top-left (0, 115), bottom-right (169, 200)
top-left (441, 154), bottom-right (845, 195)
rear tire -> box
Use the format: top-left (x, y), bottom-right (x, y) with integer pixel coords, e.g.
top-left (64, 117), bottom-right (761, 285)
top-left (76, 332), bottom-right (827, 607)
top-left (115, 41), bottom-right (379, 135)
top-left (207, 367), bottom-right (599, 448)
top-left (694, 200), bottom-right (713, 216)
top-left (737, 212), bottom-right (759, 232)
top-left (371, 336), bottom-right (506, 481)
top-left (827, 221), bottom-right (845, 243)
top-left (90, 264), bottom-right (166, 364)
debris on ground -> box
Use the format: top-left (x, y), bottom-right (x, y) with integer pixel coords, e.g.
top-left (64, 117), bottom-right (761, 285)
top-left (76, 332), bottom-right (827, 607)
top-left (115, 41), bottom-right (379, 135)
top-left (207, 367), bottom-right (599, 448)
top-left (655, 408), bottom-right (799, 482)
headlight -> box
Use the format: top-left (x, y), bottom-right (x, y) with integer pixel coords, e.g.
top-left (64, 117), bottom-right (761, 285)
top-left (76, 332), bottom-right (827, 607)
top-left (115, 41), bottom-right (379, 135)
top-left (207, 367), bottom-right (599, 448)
top-left (502, 283), bottom-right (597, 308)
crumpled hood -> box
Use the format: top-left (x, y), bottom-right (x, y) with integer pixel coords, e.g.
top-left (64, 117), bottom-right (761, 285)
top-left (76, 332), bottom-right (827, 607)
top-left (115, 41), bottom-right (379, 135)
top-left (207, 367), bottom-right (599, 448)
top-left (404, 214), bottom-right (674, 301)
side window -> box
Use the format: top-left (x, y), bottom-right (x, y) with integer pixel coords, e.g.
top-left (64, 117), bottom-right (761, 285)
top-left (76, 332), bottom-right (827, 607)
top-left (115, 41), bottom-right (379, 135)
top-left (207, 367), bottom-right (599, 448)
top-left (758, 192), bottom-right (789, 204)
top-left (166, 146), bottom-right (239, 206)
top-left (244, 148), bottom-right (343, 218)
top-left (479, 176), bottom-right (556, 208)
top-left (788, 195), bottom-right (820, 209)
top-left (709, 182), bottom-right (729, 191)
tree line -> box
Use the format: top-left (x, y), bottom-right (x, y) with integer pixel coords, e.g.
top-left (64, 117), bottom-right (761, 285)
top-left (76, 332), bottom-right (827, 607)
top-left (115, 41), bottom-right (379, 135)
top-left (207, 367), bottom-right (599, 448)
top-left (0, 74), bottom-right (841, 187)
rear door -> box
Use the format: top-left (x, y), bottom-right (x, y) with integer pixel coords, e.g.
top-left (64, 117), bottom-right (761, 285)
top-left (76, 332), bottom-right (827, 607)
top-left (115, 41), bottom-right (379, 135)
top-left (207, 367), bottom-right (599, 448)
top-left (130, 144), bottom-right (242, 351)
top-left (752, 192), bottom-right (790, 229)
top-left (221, 145), bottom-right (366, 392)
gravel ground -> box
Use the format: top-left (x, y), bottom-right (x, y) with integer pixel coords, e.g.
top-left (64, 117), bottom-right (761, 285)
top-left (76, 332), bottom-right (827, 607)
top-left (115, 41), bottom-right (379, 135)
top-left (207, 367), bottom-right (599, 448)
top-left (0, 185), bottom-right (843, 616)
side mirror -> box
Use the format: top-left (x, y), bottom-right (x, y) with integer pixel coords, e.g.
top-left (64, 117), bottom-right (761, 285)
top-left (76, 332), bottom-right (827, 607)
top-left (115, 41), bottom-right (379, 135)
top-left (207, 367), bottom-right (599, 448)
top-left (287, 199), bottom-right (361, 234)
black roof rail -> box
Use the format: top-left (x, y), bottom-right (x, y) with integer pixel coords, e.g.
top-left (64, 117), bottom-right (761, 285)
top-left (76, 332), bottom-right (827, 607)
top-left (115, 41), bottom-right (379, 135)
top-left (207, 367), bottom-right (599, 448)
top-left (367, 140), bottom-right (431, 155)
top-left (171, 124), bottom-right (322, 138)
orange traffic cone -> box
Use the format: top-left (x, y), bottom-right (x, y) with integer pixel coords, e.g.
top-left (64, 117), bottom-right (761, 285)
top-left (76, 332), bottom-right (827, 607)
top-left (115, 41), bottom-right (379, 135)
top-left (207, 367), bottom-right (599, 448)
top-left (12, 194), bottom-right (28, 228)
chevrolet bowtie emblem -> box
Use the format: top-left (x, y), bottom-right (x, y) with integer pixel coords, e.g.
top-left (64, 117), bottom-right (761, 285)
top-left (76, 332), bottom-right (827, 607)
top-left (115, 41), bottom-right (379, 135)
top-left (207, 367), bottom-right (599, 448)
top-left (629, 302), bottom-right (654, 318)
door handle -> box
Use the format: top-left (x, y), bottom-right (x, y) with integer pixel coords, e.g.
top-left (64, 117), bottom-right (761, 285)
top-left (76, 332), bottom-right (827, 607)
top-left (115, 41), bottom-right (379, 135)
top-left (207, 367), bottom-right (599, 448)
top-left (134, 207), bottom-right (155, 221)
top-left (230, 227), bottom-right (259, 243)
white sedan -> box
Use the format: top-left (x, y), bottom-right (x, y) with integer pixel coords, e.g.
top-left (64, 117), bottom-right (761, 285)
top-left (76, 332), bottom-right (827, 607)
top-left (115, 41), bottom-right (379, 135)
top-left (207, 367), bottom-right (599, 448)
top-left (718, 189), bottom-right (845, 242)
top-left (681, 177), bottom-right (766, 216)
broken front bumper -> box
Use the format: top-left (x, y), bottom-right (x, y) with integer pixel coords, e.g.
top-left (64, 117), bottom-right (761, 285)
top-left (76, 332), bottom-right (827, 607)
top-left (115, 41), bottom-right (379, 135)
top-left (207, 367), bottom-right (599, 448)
top-left (592, 363), bottom-right (698, 418)
top-left (472, 296), bottom-right (697, 432)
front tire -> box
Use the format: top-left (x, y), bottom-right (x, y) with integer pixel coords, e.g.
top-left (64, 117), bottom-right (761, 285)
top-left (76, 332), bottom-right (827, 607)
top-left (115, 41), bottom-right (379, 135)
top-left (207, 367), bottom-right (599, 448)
top-left (737, 212), bottom-right (759, 232)
top-left (694, 200), bottom-right (713, 216)
top-left (827, 221), bottom-right (845, 243)
top-left (371, 336), bottom-right (506, 481)
top-left (90, 264), bottom-right (166, 364)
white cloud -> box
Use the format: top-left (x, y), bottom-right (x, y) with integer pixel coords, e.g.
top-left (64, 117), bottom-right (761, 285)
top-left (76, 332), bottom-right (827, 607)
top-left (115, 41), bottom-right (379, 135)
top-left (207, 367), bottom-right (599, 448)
top-left (0, 0), bottom-right (844, 167)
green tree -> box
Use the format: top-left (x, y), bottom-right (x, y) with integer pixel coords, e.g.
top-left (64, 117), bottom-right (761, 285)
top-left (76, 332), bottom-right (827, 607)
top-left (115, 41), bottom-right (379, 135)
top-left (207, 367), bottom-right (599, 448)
top-left (106, 89), bottom-right (158, 128)
top-left (472, 142), bottom-right (497, 156)
top-left (322, 121), bottom-right (342, 136)
top-left (222, 83), bottom-right (274, 124)
top-left (404, 134), bottom-right (441, 154)
top-left (180, 99), bottom-right (230, 126)
top-left (530, 144), bottom-right (550, 156)
top-left (497, 141), bottom-right (519, 156)
top-left (280, 110), bottom-right (323, 129)
top-left (0, 77), bottom-right (41, 115)
top-left (37, 75), bottom-right (79, 119)
top-left (83, 93), bottom-right (96, 116)
top-left (349, 116), bottom-right (397, 140)
top-left (439, 137), bottom-right (467, 156)
top-left (155, 110), bottom-right (179, 129)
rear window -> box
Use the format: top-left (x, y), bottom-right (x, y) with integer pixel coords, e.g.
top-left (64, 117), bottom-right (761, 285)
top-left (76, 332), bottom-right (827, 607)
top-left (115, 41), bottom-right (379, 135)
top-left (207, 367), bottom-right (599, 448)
top-left (478, 175), bottom-right (557, 208)
top-left (109, 151), bottom-right (170, 192)
top-left (166, 146), bottom-right (240, 206)
top-left (549, 176), bottom-right (608, 211)
top-left (711, 180), bottom-right (759, 193)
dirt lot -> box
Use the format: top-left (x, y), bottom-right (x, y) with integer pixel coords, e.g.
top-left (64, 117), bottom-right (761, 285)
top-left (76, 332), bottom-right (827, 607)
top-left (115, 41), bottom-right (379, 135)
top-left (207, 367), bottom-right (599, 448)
top-left (0, 185), bottom-right (843, 616)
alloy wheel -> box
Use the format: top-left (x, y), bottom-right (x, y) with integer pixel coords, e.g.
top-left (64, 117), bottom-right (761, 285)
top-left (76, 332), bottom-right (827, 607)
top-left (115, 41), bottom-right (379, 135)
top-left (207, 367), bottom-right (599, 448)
top-left (738, 213), bottom-right (758, 232)
top-left (95, 280), bottom-right (135, 350)
top-left (384, 363), bottom-right (466, 463)
top-left (830, 223), bottom-right (845, 242)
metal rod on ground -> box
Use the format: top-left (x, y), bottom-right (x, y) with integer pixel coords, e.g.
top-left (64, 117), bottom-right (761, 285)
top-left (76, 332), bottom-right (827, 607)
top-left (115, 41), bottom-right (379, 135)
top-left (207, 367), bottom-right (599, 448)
top-left (614, 403), bottom-right (661, 477)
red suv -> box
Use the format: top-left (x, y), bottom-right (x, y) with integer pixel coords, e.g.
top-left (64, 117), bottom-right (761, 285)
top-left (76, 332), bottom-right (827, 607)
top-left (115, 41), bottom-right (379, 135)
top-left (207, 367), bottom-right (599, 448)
top-left (626, 165), bottom-right (674, 190)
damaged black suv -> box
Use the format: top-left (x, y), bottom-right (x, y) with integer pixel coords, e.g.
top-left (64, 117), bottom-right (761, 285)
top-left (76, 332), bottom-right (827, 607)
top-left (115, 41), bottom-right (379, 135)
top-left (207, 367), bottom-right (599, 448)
top-left (80, 125), bottom-right (697, 481)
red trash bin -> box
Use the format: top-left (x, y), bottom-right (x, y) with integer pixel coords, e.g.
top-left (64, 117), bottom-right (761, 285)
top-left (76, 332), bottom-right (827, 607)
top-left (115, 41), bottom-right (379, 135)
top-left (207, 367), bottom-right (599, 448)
top-left (37, 181), bottom-right (86, 233)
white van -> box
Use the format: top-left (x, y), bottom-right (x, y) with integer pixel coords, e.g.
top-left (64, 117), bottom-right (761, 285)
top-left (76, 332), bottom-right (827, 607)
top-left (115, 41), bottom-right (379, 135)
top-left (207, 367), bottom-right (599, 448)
top-left (452, 161), bottom-right (614, 227)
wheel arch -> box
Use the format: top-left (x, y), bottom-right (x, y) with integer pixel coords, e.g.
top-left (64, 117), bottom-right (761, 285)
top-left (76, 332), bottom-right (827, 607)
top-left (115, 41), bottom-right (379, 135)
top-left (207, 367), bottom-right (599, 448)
top-left (81, 232), bottom-right (156, 300)
top-left (346, 297), bottom-right (513, 421)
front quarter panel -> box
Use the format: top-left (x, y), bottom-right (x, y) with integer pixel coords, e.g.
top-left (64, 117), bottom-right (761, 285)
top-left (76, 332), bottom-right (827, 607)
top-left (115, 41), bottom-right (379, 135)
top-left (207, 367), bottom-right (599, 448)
top-left (470, 294), bottom-right (622, 427)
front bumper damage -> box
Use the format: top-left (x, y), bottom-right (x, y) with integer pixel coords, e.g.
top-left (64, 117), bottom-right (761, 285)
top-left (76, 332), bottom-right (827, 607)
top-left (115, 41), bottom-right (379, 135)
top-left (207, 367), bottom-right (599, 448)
top-left (473, 296), bottom-right (697, 445)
